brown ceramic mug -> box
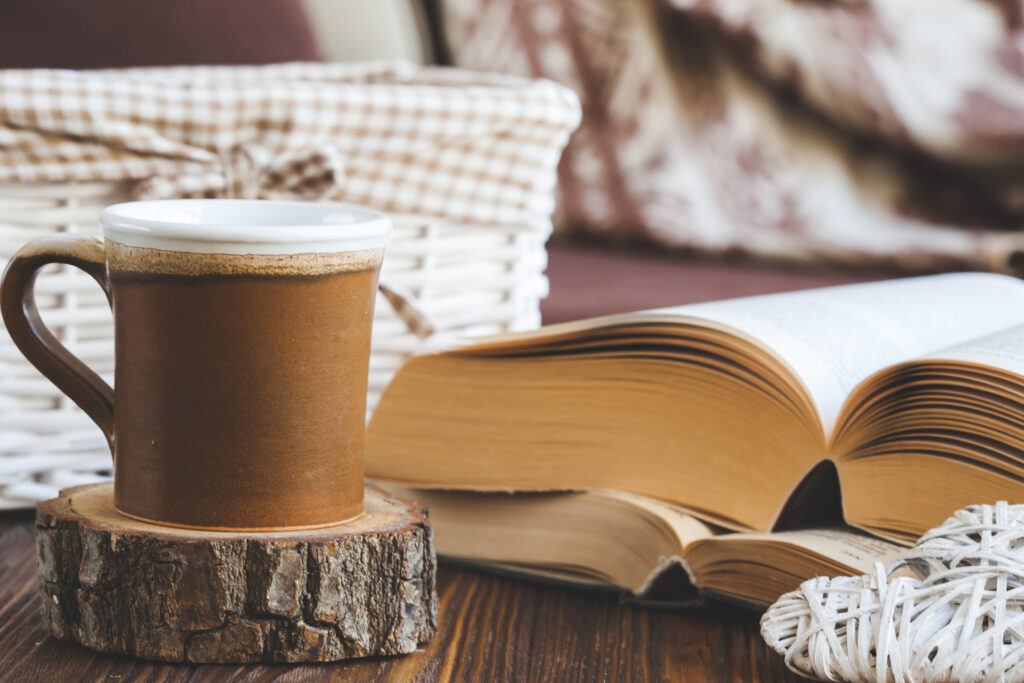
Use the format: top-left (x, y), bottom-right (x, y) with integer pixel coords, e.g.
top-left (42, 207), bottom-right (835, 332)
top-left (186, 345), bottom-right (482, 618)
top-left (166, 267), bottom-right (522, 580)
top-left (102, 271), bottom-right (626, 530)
top-left (0, 199), bottom-right (391, 530)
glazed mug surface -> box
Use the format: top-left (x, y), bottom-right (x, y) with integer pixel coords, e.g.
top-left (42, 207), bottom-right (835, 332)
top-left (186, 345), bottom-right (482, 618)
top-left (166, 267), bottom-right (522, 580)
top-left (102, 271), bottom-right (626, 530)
top-left (1, 199), bottom-right (391, 530)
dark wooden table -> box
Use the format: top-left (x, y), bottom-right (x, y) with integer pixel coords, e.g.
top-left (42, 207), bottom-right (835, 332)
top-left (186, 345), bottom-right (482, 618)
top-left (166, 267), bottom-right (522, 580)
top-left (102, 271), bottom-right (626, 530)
top-left (0, 509), bottom-right (799, 682)
top-left (4, 246), bottom-right (839, 681)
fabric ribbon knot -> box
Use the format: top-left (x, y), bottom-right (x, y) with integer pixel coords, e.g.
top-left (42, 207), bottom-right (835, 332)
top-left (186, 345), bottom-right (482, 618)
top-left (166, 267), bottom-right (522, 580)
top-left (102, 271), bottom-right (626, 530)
top-left (133, 144), bottom-right (346, 201)
top-left (130, 144), bottom-right (441, 343)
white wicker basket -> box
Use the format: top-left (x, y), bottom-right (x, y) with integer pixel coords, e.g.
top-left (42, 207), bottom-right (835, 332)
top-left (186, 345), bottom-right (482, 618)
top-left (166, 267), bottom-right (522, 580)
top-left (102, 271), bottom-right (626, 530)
top-left (0, 181), bottom-right (549, 509)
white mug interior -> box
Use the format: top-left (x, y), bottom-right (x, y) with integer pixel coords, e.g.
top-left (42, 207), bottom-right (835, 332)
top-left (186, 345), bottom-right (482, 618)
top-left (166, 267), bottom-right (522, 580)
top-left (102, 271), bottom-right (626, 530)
top-left (99, 199), bottom-right (391, 255)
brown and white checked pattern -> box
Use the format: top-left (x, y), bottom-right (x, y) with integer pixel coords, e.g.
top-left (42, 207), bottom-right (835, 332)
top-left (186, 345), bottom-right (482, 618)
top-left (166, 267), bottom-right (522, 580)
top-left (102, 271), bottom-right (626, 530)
top-left (133, 145), bottom-right (346, 200)
top-left (0, 62), bottom-right (580, 510)
top-left (0, 61), bottom-right (581, 228)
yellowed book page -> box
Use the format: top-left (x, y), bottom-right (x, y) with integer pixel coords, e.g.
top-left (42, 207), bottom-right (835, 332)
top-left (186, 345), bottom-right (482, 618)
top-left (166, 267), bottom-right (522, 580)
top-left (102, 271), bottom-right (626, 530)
top-left (609, 491), bottom-right (717, 546)
top-left (649, 273), bottom-right (1024, 433)
top-left (705, 528), bottom-right (908, 574)
top-left (381, 487), bottom-right (715, 590)
top-left (923, 324), bottom-right (1024, 377)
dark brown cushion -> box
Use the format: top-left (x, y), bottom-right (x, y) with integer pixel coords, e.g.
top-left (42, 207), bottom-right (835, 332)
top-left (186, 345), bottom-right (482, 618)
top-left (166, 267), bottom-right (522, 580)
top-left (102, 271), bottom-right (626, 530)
top-left (541, 243), bottom-right (899, 324)
top-left (0, 0), bottom-right (319, 69)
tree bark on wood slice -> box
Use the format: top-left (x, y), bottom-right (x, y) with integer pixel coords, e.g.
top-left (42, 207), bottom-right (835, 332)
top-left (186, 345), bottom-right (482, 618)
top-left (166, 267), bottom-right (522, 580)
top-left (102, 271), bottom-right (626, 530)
top-left (35, 482), bottom-right (438, 663)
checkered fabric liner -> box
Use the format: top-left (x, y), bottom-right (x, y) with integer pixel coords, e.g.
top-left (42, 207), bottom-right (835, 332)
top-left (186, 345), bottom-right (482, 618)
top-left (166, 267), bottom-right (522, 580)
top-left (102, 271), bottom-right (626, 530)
top-left (0, 61), bottom-right (581, 226)
top-left (0, 61), bottom-right (580, 509)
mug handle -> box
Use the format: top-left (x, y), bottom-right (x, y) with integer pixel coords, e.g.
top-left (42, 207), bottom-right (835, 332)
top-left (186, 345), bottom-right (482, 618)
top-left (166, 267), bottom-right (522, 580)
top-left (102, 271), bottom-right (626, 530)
top-left (1, 235), bottom-right (115, 453)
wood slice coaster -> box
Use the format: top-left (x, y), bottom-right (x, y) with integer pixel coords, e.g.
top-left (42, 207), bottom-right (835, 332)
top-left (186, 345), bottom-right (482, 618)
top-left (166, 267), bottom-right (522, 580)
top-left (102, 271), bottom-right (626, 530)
top-left (35, 482), bottom-right (438, 663)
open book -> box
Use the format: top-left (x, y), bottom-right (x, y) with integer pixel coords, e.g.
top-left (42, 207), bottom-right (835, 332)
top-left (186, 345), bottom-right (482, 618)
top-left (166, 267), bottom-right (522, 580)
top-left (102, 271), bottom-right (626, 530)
top-left (385, 486), bottom-right (906, 607)
top-left (367, 273), bottom-right (1024, 543)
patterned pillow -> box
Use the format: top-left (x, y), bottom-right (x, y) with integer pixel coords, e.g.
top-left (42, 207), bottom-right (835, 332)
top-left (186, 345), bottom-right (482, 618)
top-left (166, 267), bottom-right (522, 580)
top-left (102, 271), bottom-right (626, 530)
top-left (439, 0), bottom-right (1024, 271)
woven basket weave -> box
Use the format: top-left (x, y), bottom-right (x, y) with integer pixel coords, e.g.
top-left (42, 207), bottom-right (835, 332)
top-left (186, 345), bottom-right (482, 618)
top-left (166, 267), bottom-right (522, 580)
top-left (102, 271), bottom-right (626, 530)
top-left (0, 180), bottom-right (549, 509)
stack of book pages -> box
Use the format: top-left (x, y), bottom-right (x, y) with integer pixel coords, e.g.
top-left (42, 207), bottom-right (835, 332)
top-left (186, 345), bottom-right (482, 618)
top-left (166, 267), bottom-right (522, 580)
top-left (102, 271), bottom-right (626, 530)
top-left (367, 273), bottom-right (1024, 606)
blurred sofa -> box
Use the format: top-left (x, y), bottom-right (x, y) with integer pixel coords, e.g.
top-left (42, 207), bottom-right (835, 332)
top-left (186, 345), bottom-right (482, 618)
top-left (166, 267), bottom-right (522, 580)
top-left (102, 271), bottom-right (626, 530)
top-left (439, 0), bottom-right (1024, 273)
top-left (0, 0), bottom-right (964, 324)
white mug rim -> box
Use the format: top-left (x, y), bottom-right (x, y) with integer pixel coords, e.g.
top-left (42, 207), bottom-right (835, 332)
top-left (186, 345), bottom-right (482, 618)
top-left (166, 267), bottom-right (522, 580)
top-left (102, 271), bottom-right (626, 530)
top-left (99, 199), bottom-right (391, 255)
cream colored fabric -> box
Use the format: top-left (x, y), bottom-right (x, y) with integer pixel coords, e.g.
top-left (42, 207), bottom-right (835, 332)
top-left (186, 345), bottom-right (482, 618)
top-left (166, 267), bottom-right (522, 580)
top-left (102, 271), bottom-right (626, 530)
top-left (0, 62), bottom-right (580, 228)
top-left (303, 0), bottom-right (433, 64)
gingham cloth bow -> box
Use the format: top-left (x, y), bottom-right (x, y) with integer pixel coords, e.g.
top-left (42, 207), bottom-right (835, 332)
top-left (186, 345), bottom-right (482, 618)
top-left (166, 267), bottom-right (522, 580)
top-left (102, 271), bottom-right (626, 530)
top-left (0, 63), bottom-right (579, 345)
top-left (0, 63), bottom-right (580, 225)
top-left (134, 142), bottom-right (437, 341)
top-left (133, 144), bottom-right (346, 201)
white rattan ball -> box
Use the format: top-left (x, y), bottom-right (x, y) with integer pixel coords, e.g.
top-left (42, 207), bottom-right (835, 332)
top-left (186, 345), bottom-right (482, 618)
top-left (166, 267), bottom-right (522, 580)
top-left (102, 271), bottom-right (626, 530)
top-left (761, 502), bottom-right (1024, 683)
